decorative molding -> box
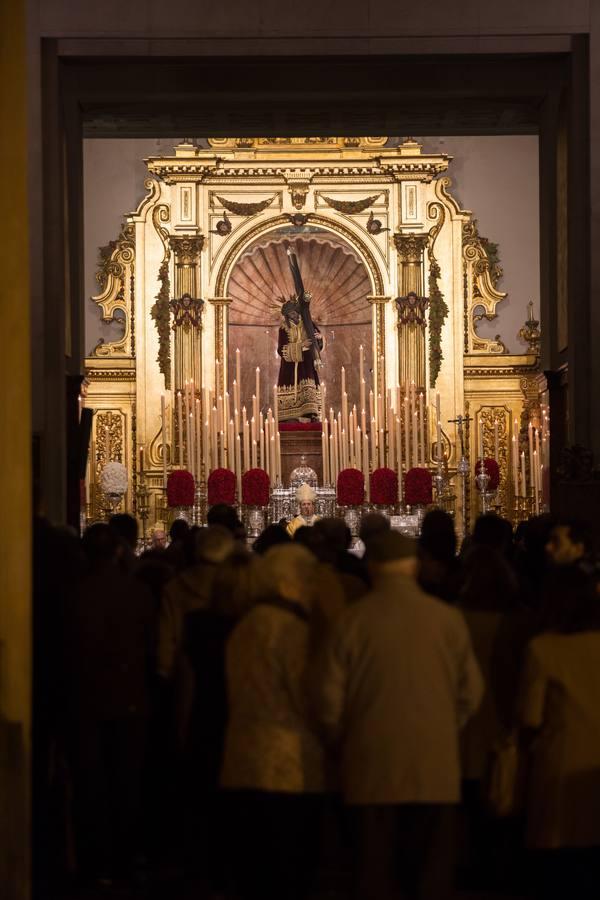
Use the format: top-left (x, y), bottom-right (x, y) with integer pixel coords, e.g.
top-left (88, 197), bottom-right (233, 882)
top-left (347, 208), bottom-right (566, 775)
top-left (170, 295), bottom-right (204, 330)
top-left (150, 203), bottom-right (172, 388)
top-left (168, 235), bottom-right (204, 264)
top-left (320, 193), bottom-right (382, 214)
top-left (86, 369), bottom-right (137, 382)
top-left (427, 202), bottom-right (449, 387)
top-left (215, 194), bottom-right (276, 216)
top-left (91, 221), bottom-right (135, 358)
top-left (479, 405), bottom-right (511, 514)
top-left (463, 218), bottom-right (508, 355)
top-left (207, 137), bottom-right (388, 150)
top-left (215, 213), bottom-right (384, 298)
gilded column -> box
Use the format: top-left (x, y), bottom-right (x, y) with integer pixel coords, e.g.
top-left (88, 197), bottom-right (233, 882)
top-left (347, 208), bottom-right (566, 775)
top-left (394, 233), bottom-right (429, 389)
top-left (168, 236), bottom-right (204, 393)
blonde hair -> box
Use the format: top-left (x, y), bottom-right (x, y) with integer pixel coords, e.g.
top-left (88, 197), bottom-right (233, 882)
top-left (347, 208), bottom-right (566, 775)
top-left (261, 544), bottom-right (317, 602)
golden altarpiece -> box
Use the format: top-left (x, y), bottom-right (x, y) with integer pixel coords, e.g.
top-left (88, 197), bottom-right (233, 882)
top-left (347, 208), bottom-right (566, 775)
top-left (84, 137), bottom-right (543, 535)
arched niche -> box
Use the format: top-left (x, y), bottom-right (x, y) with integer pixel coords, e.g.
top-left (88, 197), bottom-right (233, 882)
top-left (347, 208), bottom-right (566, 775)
top-left (226, 225), bottom-right (374, 416)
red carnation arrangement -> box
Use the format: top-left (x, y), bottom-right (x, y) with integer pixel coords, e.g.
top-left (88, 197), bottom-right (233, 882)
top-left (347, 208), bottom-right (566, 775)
top-left (242, 468), bottom-right (270, 506)
top-left (370, 467), bottom-right (398, 505)
top-left (405, 467), bottom-right (433, 506)
top-left (167, 469), bottom-right (195, 507)
top-left (337, 468), bottom-right (365, 506)
top-left (207, 468), bottom-right (236, 506)
top-left (474, 457), bottom-right (500, 492)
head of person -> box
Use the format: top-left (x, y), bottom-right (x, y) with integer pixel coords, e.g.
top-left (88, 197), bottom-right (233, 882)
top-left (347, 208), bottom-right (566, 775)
top-left (211, 547), bottom-right (266, 619)
top-left (359, 512), bottom-right (391, 546)
top-left (314, 517), bottom-right (352, 557)
top-left (539, 564), bottom-right (600, 633)
top-left (169, 518), bottom-right (190, 544)
top-left (546, 520), bottom-right (593, 566)
top-left (282, 298), bottom-right (300, 324)
top-left (365, 530), bottom-right (418, 581)
top-left (296, 482), bottom-right (316, 518)
top-left (192, 525), bottom-right (235, 566)
top-left (108, 513), bottom-right (139, 551)
top-left (262, 544), bottom-right (318, 608)
top-left (472, 513), bottom-right (513, 556)
top-left (252, 523), bottom-right (291, 556)
top-left (151, 525), bottom-right (168, 550)
top-left (419, 509), bottom-right (456, 566)
top-left (207, 503), bottom-right (246, 542)
top-left (82, 522), bottom-right (120, 570)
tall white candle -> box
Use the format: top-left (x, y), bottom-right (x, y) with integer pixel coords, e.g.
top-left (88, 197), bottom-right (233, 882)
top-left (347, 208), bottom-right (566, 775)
top-left (211, 406), bottom-right (218, 471)
top-left (187, 414), bottom-right (194, 478)
top-left (228, 419), bottom-right (235, 471)
top-left (396, 416), bottom-right (403, 501)
top-left (195, 399), bottom-right (201, 480)
top-left (177, 391), bottom-right (183, 466)
top-left (236, 348), bottom-right (241, 394)
top-left (235, 435), bottom-right (242, 500)
top-left (527, 422), bottom-right (535, 496)
top-left (274, 385), bottom-right (279, 432)
top-left (255, 367), bottom-right (261, 416)
top-left (435, 393), bottom-right (441, 464)
top-left (371, 418), bottom-right (377, 470)
top-left (356, 425), bottom-right (362, 473)
top-left (259, 412), bottom-right (264, 468)
top-left (412, 411), bottom-right (419, 469)
top-left (521, 450), bottom-right (527, 497)
top-left (369, 390), bottom-right (374, 428)
top-left (404, 396), bottom-right (410, 469)
top-left (251, 439), bottom-right (258, 469)
top-left (243, 419), bottom-right (250, 473)
top-left (362, 431), bottom-right (369, 489)
top-left (418, 392), bottom-right (425, 465)
top-left (224, 393), bottom-right (230, 448)
top-left (276, 432), bottom-right (282, 482)
top-left (161, 393), bottom-right (168, 487)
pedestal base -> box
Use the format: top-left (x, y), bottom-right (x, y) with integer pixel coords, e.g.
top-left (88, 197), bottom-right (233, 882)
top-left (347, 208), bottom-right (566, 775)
top-left (279, 426), bottom-right (323, 486)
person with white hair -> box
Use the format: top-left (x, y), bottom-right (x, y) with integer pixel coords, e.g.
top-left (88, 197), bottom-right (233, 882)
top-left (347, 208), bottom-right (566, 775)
top-left (287, 482), bottom-right (321, 537)
top-left (221, 543), bottom-right (325, 900)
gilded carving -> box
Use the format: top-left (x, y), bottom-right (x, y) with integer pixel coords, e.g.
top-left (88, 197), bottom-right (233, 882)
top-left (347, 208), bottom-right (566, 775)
top-left (426, 202), bottom-right (449, 388)
top-left (95, 410), bottom-right (124, 465)
top-left (463, 218), bottom-right (508, 355)
top-left (168, 235), bottom-right (204, 265)
top-left (215, 195), bottom-right (276, 216)
top-left (92, 221), bottom-right (135, 358)
top-left (150, 204), bottom-right (172, 388)
top-left (321, 193), bottom-right (382, 214)
top-left (479, 406), bottom-right (510, 514)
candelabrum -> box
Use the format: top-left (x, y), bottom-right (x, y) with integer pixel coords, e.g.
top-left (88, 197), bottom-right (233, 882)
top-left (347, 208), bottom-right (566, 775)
top-left (102, 491), bottom-right (124, 520)
top-left (136, 479), bottom-right (151, 547)
top-left (475, 461), bottom-right (491, 514)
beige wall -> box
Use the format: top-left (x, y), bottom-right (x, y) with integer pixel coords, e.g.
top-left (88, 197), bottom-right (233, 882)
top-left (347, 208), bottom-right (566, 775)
top-left (84, 135), bottom-right (540, 355)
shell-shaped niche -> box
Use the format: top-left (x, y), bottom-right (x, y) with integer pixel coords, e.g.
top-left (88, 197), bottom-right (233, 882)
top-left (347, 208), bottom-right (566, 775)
top-left (227, 229), bottom-right (373, 418)
top-left (228, 232), bottom-right (371, 326)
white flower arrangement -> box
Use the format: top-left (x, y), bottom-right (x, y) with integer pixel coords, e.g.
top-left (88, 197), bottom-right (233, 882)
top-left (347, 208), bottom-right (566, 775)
top-left (100, 461), bottom-right (128, 496)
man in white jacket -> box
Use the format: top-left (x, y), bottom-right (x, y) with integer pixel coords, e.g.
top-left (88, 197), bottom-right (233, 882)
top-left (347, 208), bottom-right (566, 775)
top-left (314, 530), bottom-right (483, 900)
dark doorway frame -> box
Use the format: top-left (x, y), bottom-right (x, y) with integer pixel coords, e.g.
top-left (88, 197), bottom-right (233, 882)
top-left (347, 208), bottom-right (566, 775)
top-left (40, 39), bottom-right (589, 525)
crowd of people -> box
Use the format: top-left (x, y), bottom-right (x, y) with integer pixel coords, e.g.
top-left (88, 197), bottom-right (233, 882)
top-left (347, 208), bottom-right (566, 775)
top-left (32, 504), bottom-right (600, 899)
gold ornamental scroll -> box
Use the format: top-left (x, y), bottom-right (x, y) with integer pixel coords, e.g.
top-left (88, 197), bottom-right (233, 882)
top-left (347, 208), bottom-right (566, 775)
top-left (394, 233), bottom-right (429, 390)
